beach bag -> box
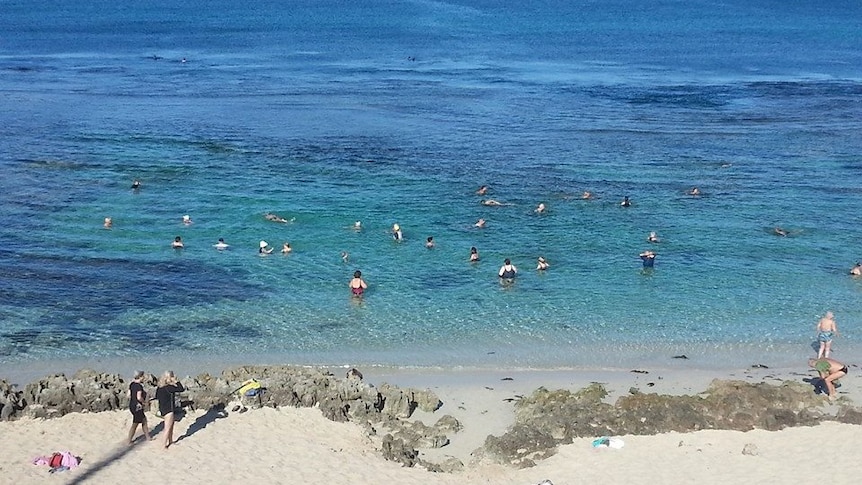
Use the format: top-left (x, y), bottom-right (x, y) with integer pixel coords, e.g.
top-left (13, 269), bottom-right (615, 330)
top-left (238, 379), bottom-right (262, 397)
top-left (49, 453), bottom-right (63, 468)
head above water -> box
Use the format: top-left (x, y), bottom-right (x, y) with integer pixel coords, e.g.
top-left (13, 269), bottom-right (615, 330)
top-left (354, 270), bottom-right (362, 278)
top-left (504, 258), bottom-right (511, 265)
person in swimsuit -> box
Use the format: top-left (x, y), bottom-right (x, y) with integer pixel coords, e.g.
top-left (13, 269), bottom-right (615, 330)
top-left (476, 185), bottom-right (488, 196)
top-left (182, 215), bottom-right (193, 225)
top-left (647, 231), bottom-right (660, 243)
top-left (131, 179), bottom-right (142, 191)
top-left (581, 191), bottom-right (593, 200)
top-left (155, 370), bottom-right (185, 449)
top-left (172, 236), bottom-right (184, 249)
top-left (816, 311), bottom-right (839, 359)
top-left (482, 199), bottom-right (506, 207)
top-left (620, 196), bottom-right (631, 207)
top-left (640, 250), bottom-right (656, 268)
top-left (469, 246), bottom-right (479, 262)
top-left (104, 217), bottom-right (113, 229)
top-left (535, 203), bottom-right (546, 214)
top-left (536, 256), bottom-right (549, 271)
top-left (259, 240), bottom-right (273, 254)
top-left (688, 187), bottom-right (700, 196)
top-left (498, 258), bottom-right (517, 281)
top-left (475, 218), bottom-right (486, 228)
top-left (127, 370), bottom-right (152, 444)
top-left (349, 270), bottom-right (367, 297)
top-left (392, 224), bottom-right (403, 241)
top-left (214, 238), bottom-right (229, 250)
top-left (773, 226), bottom-right (788, 237)
top-left (265, 212), bottom-right (289, 223)
top-left (850, 262), bottom-right (862, 276)
top-left (425, 236), bottom-right (435, 249)
top-left (808, 357), bottom-right (848, 400)
top-left (281, 242), bottom-right (292, 254)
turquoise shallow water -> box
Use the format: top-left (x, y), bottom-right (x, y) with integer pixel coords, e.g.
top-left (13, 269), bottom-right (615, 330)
top-left (1, 0), bottom-right (861, 372)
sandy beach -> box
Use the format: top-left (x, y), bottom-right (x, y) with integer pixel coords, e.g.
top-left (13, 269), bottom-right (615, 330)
top-left (2, 363), bottom-right (859, 485)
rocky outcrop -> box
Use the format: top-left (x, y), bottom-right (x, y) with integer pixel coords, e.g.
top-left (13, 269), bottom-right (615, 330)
top-left (475, 379), bottom-right (852, 468)
top-left (0, 365), bottom-right (451, 471)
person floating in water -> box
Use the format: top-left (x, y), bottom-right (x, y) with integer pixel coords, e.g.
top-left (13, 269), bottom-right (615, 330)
top-left (214, 238), bottom-right (229, 250)
top-left (469, 246), bottom-right (479, 262)
top-left (816, 311), bottom-right (839, 359)
top-left (482, 199), bottom-right (506, 207)
top-left (182, 215), bottom-right (193, 225)
top-left (851, 262), bottom-right (862, 276)
top-left (259, 240), bottom-right (273, 255)
top-left (104, 217), bottom-right (113, 229)
top-left (425, 236), bottom-right (435, 249)
top-left (131, 179), bottom-right (141, 190)
top-left (581, 191), bottom-right (593, 200)
top-left (688, 187), bottom-right (700, 196)
top-left (647, 231), bottom-right (660, 243)
top-left (475, 218), bottom-right (486, 228)
top-left (172, 236), bottom-right (184, 249)
top-left (281, 242), bottom-right (292, 254)
top-left (536, 256), bottom-right (549, 271)
top-left (773, 226), bottom-right (788, 237)
top-left (353, 221), bottom-right (362, 231)
top-left (341, 251), bottom-right (349, 263)
top-left (639, 250), bottom-right (656, 268)
top-left (620, 196), bottom-right (631, 207)
top-left (476, 185), bottom-right (488, 196)
top-left (535, 203), bottom-right (546, 214)
top-left (349, 270), bottom-right (367, 297)
top-left (265, 213), bottom-right (290, 223)
top-left (498, 258), bottom-right (517, 281)
top-left (392, 223), bottom-right (403, 241)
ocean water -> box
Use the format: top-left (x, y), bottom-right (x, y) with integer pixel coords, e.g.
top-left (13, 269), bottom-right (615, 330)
top-left (1, 0), bottom-right (861, 374)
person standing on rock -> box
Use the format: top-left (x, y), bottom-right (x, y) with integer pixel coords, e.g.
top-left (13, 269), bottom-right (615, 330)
top-left (127, 370), bottom-right (152, 445)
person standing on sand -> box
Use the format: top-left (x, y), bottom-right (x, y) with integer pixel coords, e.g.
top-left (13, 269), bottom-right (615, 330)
top-left (816, 311), bottom-right (839, 359)
top-left (127, 371), bottom-right (152, 444)
top-left (155, 371), bottom-right (185, 449)
top-left (809, 357), bottom-right (848, 400)
top-left (349, 270), bottom-right (367, 297)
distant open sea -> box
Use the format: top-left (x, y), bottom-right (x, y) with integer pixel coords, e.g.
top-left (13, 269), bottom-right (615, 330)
top-left (1, 0), bottom-right (861, 376)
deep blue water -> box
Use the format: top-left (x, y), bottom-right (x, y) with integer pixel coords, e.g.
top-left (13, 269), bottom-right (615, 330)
top-left (1, 0), bottom-right (861, 372)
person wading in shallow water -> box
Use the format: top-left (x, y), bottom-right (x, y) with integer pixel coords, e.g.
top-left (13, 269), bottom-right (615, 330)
top-left (498, 258), bottom-right (517, 282)
top-left (349, 270), bottom-right (368, 298)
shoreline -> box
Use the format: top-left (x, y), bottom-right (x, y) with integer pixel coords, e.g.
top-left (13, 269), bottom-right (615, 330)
top-left (2, 359), bottom-right (860, 484)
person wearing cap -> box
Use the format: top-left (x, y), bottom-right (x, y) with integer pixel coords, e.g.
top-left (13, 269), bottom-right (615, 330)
top-left (536, 256), bottom-right (549, 271)
top-left (392, 223), bottom-right (403, 241)
top-left (620, 196), bottom-right (631, 207)
top-left (259, 240), bottom-right (273, 254)
top-left (640, 250), bottom-right (655, 268)
top-left (534, 203), bottom-right (546, 214)
top-left (353, 221), bottom-right (362, 231)
top-left (182, 215), bottom-right (192, 225)
top-left (809, 357), bottom-right (848, 400)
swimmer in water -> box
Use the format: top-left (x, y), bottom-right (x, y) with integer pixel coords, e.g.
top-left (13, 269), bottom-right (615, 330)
top-left (353, 221), bottom-right (362, 231)
top-left (392, 223), bottom-right (403, 241)
top-left (482, 199), bottom-right (508, 207)
top-left (349, 270), bottom-right (367, 297)
top-left (281, 242), bottom-right (292, 254)
top-left (851, 262), bottom-right (862, 276)
top-left (182, 215), bottom-right (193, 225)
top-left (469, 246), bottom-right (479, 262)
top-left (341, 251), bottom-right (349, 263)
top-left (131, 179), bottom-right (141, 190)
top-left (648, 231), bottom-right (660, 243)
top-left (688, 187), bottom-right (700, 196)
top-left (259, 240), bottom-right (273, 255)
top-left (535, 203), bottom-right (546, 214)
top-left (498, 258), bottom-right (517, 280)
top-left (620, 196), bottom-right (631, 207)
top-left (475, 218), bottom-right (486, 228)
top-left (639, 250), bottom-right (656, 268)
top-left (214, 238), bottom-right (229, 250)
top-left (581, 191), bottom-right (593, 200)
top-left (773, 226), bottom-right (788, 237)
top-left (172, 236), bottom-right (184, 249)
top-left (104, 217), bottom-right (113, 229)
top-left (476, 185), bottom-right (489, 196)
top-left (265, 213), bottom-right (289, 223)
top-left (426, 236), bottom-right (435, 249)
top-left (536, 256), bottom-right (549, 271)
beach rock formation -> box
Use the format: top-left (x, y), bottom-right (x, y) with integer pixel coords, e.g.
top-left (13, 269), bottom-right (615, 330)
top-left (1, 365), bottom-right (452, 470)
top-left (476, 379), bottom-right (841, 468)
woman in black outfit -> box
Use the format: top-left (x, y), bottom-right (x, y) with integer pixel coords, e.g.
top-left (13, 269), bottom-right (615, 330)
top-left (155, 370), bottom-right (184, 449)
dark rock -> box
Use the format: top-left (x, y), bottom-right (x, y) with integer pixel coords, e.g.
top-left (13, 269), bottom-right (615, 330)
top-left (381, 434), bottom-right (420, 467)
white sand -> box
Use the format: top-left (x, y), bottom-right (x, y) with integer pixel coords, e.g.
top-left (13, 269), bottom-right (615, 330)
top-left (1, 365), bottom-right (859, 485)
